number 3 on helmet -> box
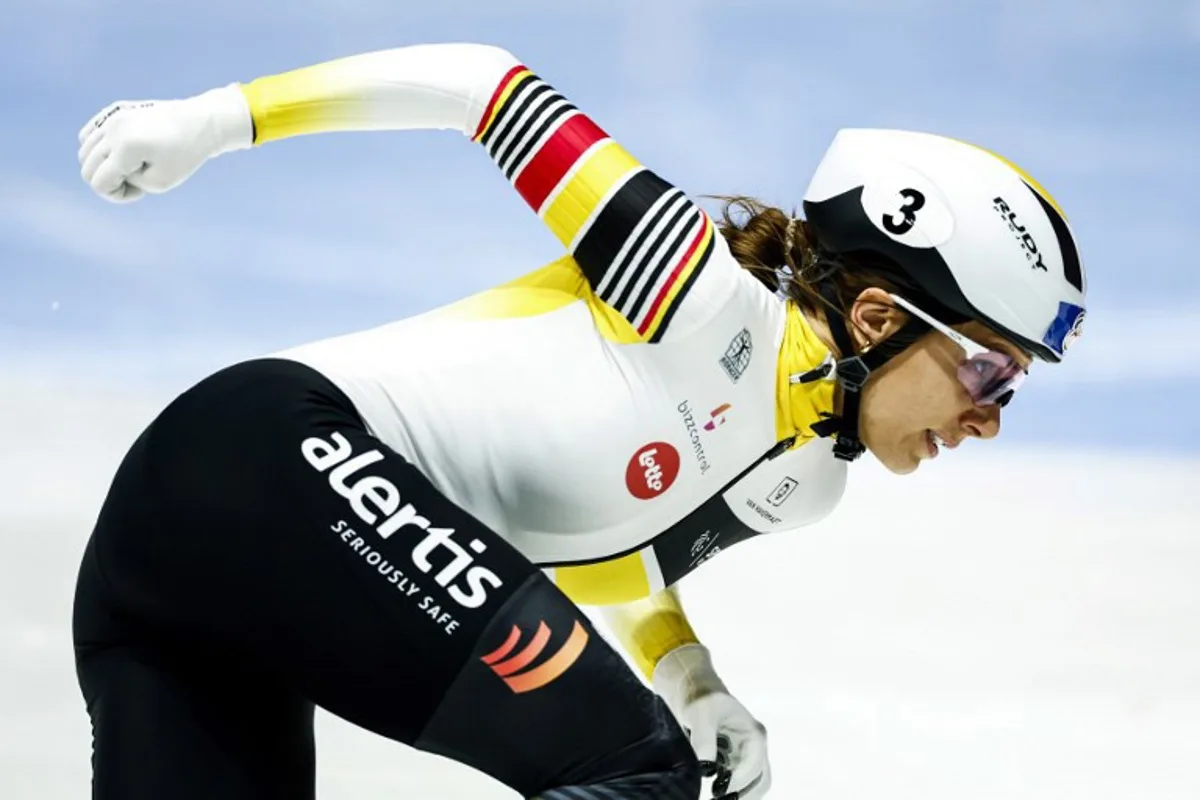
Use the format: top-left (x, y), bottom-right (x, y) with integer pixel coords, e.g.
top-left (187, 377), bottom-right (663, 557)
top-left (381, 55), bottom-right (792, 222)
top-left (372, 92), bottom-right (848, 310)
top-left (801, 128), bottom-right (1087, 363)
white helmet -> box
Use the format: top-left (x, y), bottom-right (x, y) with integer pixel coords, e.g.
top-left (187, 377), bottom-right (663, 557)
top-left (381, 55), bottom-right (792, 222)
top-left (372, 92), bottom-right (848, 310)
top-left (801, 129), bottom-right (1086, 362)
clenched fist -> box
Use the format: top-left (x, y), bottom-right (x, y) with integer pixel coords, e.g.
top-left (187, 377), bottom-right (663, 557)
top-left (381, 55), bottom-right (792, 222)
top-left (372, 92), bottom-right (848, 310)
top-left (77, 84), bottom-right (252, 203)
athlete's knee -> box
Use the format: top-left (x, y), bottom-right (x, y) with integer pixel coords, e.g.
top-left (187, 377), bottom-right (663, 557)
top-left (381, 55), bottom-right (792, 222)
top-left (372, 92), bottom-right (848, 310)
top-left (540, 751), bottom-right (700, 800)
top-left (641, 716), bottom-right (702, 800)
top-left (584, 707), bottom-right (700, 800)
top-left (650, 747), bottom-right (702, 800)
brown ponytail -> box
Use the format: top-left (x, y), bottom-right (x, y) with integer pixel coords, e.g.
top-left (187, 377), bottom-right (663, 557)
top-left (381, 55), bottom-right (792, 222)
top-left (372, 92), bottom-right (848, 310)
top-left (709, 195), bottom-right (947, 360)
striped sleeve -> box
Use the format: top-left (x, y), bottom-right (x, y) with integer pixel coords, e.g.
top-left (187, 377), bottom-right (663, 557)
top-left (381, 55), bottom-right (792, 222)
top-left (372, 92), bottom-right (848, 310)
top-left (471, 65), bottom-right (718, 343)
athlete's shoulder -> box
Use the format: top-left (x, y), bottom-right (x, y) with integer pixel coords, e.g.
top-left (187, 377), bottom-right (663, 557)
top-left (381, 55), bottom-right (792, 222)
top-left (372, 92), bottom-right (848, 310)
top-left (722, 436), bottom-right (847, 534)
top-left (665, 230), bottom-right (780, 336)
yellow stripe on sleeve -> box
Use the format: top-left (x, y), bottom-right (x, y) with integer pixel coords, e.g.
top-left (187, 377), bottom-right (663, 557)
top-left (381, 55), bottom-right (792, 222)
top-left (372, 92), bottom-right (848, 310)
top-left (541, 141), bottom-right (641, 250)
top-left (471, 67), bottom-right (534, 143)
top-left (241, 67), bottom-right (337, 144)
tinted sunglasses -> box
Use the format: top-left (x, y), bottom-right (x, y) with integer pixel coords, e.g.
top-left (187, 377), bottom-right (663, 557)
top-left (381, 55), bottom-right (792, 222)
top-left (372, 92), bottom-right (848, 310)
top-left (888, 294), bottom-right (1027, 408)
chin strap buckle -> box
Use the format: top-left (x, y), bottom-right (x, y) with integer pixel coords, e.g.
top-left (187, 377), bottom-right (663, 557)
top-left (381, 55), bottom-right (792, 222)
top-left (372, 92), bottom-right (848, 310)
top-left (809, 413), bottom-right (867, 462)
top-left (832, 355), bottom-right (870, 393)
top-left (831, 435), bottom-right (866, 462)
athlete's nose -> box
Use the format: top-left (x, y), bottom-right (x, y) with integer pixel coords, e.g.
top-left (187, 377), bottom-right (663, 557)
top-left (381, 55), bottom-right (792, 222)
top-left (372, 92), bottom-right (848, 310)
top-left (961, 403), bottom-right (1000, 440)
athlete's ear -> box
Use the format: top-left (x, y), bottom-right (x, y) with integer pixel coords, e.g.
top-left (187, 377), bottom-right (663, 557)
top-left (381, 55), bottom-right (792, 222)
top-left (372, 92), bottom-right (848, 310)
top-left (846, 287), bottom-right (906, 351)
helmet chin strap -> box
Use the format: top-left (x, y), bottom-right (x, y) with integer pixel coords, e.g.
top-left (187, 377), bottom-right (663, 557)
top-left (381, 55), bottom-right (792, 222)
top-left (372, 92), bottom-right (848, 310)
top-left (791, 281), bottom-right (915, 462)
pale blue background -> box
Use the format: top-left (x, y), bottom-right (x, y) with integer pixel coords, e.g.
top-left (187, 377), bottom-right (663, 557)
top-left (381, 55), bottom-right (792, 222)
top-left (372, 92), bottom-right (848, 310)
top-left (3, 0), bottom-right (1198, 453)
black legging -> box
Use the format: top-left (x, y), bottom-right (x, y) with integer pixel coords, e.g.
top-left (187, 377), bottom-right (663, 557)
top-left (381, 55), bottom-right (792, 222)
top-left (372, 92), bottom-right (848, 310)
top-left (72, 358), bottom-right (699, 800)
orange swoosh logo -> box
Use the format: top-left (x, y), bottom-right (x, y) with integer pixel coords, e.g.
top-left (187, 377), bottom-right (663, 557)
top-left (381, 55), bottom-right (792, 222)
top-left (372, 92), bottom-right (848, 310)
top-left (480, 620), bottom-right (589, 694)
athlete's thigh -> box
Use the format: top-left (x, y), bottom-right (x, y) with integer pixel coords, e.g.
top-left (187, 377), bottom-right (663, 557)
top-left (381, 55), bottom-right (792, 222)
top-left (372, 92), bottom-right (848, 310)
top-left (269, 419), bottom-right (546, 741)
top-left (79, 647), bottom-right (316, 800)
top-left (97, 359), bottom-right (543, 743)
top-left (74, 540), bottom-right (316, 800)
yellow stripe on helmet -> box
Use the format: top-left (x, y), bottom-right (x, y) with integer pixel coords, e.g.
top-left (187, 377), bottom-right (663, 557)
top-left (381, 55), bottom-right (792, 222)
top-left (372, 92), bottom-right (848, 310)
top-left (957, 138), bottom-right (1067, 221)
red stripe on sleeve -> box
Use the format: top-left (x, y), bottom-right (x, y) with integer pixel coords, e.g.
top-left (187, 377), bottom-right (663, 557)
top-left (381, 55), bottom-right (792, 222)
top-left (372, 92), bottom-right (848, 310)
top-left (472, 64), bottom-right (529, 142)
top-left (513, 113), bottom-right (609, 212)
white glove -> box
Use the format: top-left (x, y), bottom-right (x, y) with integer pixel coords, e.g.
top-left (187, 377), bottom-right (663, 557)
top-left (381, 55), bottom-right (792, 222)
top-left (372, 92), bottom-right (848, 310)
top-left (653, 643), bottom-right (771, 800)
top-left (77, 84), bottom-right (253, 203)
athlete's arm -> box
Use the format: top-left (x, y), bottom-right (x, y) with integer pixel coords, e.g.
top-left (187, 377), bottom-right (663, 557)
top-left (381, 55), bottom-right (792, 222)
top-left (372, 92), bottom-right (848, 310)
top-left (80, 43), bottom-right (737, 339)
top-left (602, 586), bottom-right (772, 798)
top-left (238, 43), bottom-right (727, 342)
top-left (599, 585), bottom-right (700, 681)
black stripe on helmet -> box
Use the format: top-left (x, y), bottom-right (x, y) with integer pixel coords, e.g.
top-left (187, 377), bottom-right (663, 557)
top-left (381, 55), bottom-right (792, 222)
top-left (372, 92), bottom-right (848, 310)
top-left (1024, 181), bottom-right (1083, 293)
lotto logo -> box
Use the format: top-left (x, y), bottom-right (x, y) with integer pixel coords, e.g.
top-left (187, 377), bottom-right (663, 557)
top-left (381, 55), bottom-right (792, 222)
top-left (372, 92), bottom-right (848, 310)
top-left (481, 620), bottom-right (589, 694)
top-left (625, 442), bottom-right (681, 500)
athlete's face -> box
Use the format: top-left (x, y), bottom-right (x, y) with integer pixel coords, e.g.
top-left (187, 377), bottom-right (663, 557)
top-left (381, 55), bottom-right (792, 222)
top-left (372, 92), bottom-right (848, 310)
top-left (845, 290), bottom-right (1033, 475)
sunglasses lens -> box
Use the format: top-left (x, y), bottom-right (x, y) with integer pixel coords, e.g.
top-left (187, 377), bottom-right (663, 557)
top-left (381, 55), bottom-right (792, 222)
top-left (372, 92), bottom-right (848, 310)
top-left (957, 351), bottom-right (1026, 406)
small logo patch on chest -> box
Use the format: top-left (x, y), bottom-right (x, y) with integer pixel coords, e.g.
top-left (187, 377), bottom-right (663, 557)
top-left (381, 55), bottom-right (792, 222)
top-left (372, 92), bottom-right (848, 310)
top-left (719, 328), bottom-right (753, 383)
top-left (767, 476), bottom-right (798, 506)
top-left (703, 403), bottom-right (732, 431)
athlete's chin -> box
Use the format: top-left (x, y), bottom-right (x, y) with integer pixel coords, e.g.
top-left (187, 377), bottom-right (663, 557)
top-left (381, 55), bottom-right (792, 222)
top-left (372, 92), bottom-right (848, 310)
top-left (865, 440), bottom-right (921, 475)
